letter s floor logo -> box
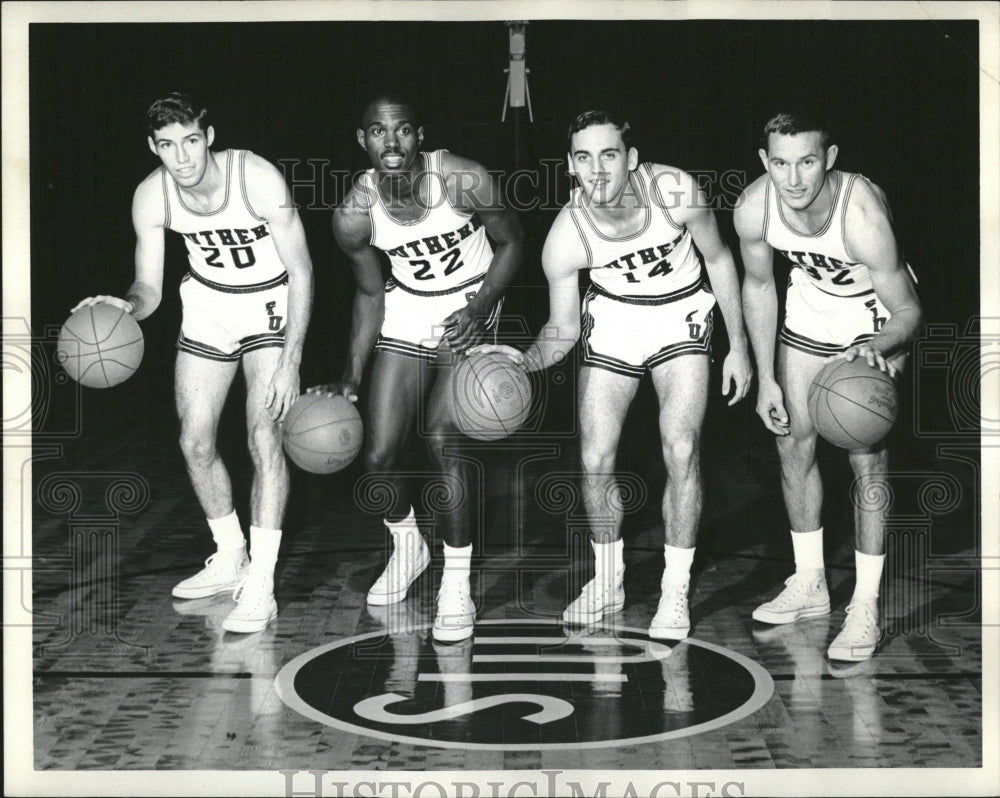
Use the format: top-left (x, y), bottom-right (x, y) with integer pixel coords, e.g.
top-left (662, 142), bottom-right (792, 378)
top-left (275, 620), bottom-right (774, 750)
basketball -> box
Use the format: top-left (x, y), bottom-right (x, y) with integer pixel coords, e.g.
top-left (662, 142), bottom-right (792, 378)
top-left (451, 352), bottom-right (532, 441)
top-left (807, 357), bottom-right (899, 449)
top-left (282, 392), bottom-right (364, 474)
top-left (56, 303), bottom-right (144, 388)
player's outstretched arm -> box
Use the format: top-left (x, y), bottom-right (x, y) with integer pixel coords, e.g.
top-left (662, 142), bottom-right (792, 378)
top-left (735, 176), bottom-right (788, 435)
top-left (470, 208), bottom-right (583, 373)
top-left (314, 186), bottom-right (386, 402)
top-left (72, 174), bottom-right (165, 320)
top-left (834, 179), bottom-right (924, 377)
top-left (440, 153), bottom-right (525, 353)
top-left (670, 167), bottom-right (752, 405)
top-left (246, 154), bottom-right (316, 421)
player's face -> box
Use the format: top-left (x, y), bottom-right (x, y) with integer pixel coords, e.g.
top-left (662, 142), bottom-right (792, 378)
top-left (148, 122), bottom-right (215, 188)
top-left (759, 132), bottom-right (839, 211)
top-left (357, 102), bottom-right (424, 174)
top-left (568, 124), bottom-right (638, 206)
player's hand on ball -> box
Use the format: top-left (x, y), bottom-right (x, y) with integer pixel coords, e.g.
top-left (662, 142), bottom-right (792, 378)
top-left (756, 378), bottom-right (790, 436)
top-left (465, 343), bottom-right (527, 368)
top-left (827, 344), bottom-right (896, 377)
top-left (266, 359), bottom-right (301, 423)
top-left (307, 380), bottom-right (359, 403)
top-left (722, 348), bottom-right (753, 406)
top-left (71, 295), bottom-right (135, 315)
top-left (441, 306), bottom-right (485, 354)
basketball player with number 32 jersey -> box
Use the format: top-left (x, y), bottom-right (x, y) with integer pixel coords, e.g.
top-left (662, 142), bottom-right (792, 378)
top-left (736, 111), bottom-right (922, 663)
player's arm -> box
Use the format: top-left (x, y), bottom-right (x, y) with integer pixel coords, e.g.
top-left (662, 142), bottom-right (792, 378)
top-left (246, 154), bottom-right (315, 421)
top-left (313, 187), bottom-right (386, 402)
top-left (471, 208), bottom-right (584, 373)
top-left (71, 174), bottom-right (165, 319)
top-left (734, 178), bottom-right (789, 435)
top-left (442, 152), bottom-right (525, 352)
top-left (840, 179), bottom-right (924, 376)
top-left (669, 167), bottom-right (752, 405)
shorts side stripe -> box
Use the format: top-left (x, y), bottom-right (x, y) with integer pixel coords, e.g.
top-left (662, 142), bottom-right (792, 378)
top-left (780, 327), bottom-right (849, 356)
top-left (177, 334), bottom-right (241, 362)
top-left (375, 336), bottom-right (439, 362)
top-left (581, 349), bottom-right (646, 378)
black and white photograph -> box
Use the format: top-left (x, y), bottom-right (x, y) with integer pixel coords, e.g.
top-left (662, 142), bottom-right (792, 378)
top-left (3, 1), bottom-right (998, 796)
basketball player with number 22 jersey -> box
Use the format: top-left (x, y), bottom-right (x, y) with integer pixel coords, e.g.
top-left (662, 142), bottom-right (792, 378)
top-left (311, 94), bottom-right (524, 644)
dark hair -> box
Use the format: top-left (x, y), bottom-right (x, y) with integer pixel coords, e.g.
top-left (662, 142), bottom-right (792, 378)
top-left (360, 93), bottom-right (421, 128)
top-left (146, 93), bottom-right (210, 137)
top-left (761, 110), bottom-right (835, 152)
top-left (567, 110), bottom-right (632, 151)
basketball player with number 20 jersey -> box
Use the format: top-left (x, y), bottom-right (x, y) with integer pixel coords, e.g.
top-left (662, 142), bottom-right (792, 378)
top-left (72, 93), bottom-right (314, 636)
top-left (736, 110), bottom-right (922, 663)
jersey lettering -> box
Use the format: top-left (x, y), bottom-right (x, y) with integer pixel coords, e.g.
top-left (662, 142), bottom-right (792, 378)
top-left (648, 259), bottom-right (673, 279)
top-left (411, 259), bottom-right (433, 280)
top-left (201, 246), bottom-right (223, 268)
top-left (409, 248), bottom-right (465, 280)
top-left (441, 248), bottom-right (463, 276)
top-left (232, 246), bottom-right (256, 269)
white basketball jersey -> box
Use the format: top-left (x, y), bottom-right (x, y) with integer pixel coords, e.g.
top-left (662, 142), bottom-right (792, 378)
top-left (163, 149), bottom-right (288, 291)
top-left (363, 150), bottom-right (494, 293)
top-left (762, 171), bottom-right (875, 298)
top-left (569, 163), bottom-right (705, 301)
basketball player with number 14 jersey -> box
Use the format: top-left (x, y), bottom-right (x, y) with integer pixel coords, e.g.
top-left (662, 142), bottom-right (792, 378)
top-left (472, 110), bottom-right (752, 641)
top-left (736, 110), bottom-right (922, 662)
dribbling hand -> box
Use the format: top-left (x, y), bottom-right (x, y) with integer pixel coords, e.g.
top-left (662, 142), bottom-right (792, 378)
top-left (440, 306), bottom-right (486, 354)
top-left (307, 380), bottom-right (359, 403)
top-left (756, 378), bottom-right (789, 436)
top-left (71, 296), bottom-right (134, 315)
top-left (827, 344), bottom-right (897, 378)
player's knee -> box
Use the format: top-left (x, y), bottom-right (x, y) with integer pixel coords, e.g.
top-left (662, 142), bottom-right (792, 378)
top-left (776, 429), bottom-right (815, 461)
top-left (247, 419), bottom-right (282, 467)
top-left (363, 443), bottom-right (398, 474)
top-left (580, 443), bottom-right (616, 475)
top-left (661, 430), bottom-right (699, 472)
top-left (178, 430), bottom-right (216, 466)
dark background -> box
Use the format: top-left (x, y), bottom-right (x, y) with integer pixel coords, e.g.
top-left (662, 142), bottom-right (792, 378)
top-left (28, 20), bottom-right (982, 555)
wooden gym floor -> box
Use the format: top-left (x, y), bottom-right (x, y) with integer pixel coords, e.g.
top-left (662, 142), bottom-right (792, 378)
top-left (26, 361), bottom-right (984, 779)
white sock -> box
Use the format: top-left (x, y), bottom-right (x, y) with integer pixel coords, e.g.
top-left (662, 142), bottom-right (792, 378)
top-left (663, 544), bottom-right (695, 588)
top-left (592, 538), bottom-right (624, 584)
top-left (442, 542), bottom-right (472, 589)
top-left (248, 525), bottom-right (281, 579)
top-left (386, 508), bottom-right (421, 555)
top-left (207, 510), bottom-right (245, 551)
top-left (852, 550), bottom-right (885, 604)
top-left (386, 507), bottom-right (418, 534)
top-left (791, 527), bottom-right (825, 573)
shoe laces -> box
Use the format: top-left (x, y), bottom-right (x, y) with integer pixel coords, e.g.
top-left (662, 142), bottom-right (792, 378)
top-left (233, 573), bottom-right (272, 607)
top-left (657, 584), bottom-right (689, 620)
top-left (204, 549), bottom-right (245, 572)
top-left (842, 602), bottom-right (876, 634)
top-left (437, 580), bottom-right (472, 610)
top-left (777, 571), bottom-right (821, 599)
